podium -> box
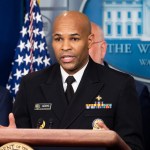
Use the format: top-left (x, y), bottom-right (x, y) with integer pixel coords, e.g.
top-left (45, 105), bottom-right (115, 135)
top-left (0, 129), bottom-right (131, 150)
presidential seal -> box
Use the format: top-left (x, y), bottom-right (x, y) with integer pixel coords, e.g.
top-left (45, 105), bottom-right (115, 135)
top-left (0, 142), bottom-right (33, 150)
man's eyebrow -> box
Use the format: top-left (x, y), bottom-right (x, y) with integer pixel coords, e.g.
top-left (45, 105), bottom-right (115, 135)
top-left (52, 33), bottom-right (80, 37)
top-left (52, 33), bottom-right (61, 37)
top-left (70, 33), bottom-right (80, 36)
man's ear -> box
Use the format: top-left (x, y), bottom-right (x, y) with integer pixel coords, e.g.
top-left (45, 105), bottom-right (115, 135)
top-left (88, 33), bottom-right (94, 49)
top-left (100, 41), bottom-right (107, 59)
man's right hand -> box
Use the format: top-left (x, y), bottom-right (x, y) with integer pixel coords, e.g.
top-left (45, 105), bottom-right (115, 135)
top-left (0, 113), bottom-right (16, 128)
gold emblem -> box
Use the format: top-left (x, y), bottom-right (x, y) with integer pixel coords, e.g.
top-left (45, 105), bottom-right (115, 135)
top-left (0, 142), bottom-right (33, 150)
top-left (35, 104), bottom-right (40, 110)
top-left (96, 95), bottom-right (102, 101)
top-left (40, 120), bottom-right (46, 129)
top-left (92, 118), bottom-right (103, 130)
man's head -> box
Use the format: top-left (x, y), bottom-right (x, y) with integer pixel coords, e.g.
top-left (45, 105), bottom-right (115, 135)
top-left (52, 11), bottom-right (94, 75)
top-left (89, 22), bottom-right (107, 64)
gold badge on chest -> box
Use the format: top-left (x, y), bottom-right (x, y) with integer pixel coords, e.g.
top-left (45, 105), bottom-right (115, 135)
top-left (85, 95), bottom-right (112, 109)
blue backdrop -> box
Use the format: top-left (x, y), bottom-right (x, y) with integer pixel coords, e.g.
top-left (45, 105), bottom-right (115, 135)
top-left (0, 0), bottom-right (23, 86)
top-left (82, 0), bottom-right (150, 87)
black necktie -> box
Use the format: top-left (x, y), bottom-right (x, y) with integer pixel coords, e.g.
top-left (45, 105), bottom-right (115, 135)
top-left (65, 76), bottom-right (75, 104)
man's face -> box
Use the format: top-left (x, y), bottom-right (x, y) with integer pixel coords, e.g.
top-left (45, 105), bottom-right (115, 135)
top-left (89, 41), bottom-right (103, 64)
top-left (52, 18), bottom-right (93, 75)
top-left (89, 23), bottom-right (106, 64)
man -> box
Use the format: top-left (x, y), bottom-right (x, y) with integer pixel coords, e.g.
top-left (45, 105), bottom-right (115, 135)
top-left (89, 22), bottom-right (150, 150)
top-left (0, 11), bottom-right (143, 150)
top-left (135, 81), bottom-right (150, 150)
top-left (89, 22), bottom-right (107, 65)
top-left (0, 86), bottom-right (13, 126)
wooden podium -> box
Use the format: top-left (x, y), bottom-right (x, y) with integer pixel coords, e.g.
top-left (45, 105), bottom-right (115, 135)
top-left (0, 129), bottom-right (131, 150)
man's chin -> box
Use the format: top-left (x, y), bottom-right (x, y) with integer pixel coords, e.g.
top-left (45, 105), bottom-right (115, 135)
top-left (61, 64), bottom-right (77, 74)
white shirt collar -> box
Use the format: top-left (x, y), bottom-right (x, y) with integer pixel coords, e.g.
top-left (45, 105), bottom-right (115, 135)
top-left (60, 61), bottom-right (89, 92)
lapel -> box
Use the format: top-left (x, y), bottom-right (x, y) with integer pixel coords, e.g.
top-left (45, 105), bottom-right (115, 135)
top-left (60, 58), bottom-right (104, 128)
top-left (40, 64), bottom-right (68, 120)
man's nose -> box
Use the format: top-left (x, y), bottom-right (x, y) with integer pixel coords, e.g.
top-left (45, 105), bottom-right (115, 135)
top-left (61, 40), bottom-right (71, 51)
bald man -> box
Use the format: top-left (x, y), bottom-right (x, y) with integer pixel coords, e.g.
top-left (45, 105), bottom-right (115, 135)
top-left (1, 11), bottom-right (143, 150)
top-left (89, 22), bottom-right (150, 150)
top-left (89, 22), bottom-right (107, 64)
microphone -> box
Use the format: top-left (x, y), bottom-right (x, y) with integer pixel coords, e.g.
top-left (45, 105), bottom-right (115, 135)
top-left (37, 118), bottom-right (46, 129)
top-left (49, 118), bottom-right (53, 129)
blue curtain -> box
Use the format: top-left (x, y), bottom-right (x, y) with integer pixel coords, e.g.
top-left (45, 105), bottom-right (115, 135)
top-left (0, 0), bottom-right (24, 86)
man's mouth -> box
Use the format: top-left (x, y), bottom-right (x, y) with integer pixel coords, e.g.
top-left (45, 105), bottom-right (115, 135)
top-left (61, 55), bottom-right (75, 63)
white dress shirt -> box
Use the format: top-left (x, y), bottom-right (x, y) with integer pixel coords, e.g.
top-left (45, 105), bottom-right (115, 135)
top-left (60, 62), bottom-right (88, 93)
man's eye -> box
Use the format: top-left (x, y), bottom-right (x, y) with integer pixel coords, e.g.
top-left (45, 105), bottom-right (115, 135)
top-left (54, 37), bottom-right (62, 41)
top-left (71, 38), bottom-right (79, 41)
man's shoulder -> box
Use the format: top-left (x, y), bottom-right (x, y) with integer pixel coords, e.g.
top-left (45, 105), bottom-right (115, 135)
top-left (97, 63), bottom-right (132, 80)
top-left (0, 86), bottom-right (7, 93)
top-left (0, 86), bottom-right (9, 97)
top-left (21, 63), bottom-right (59, 82)
top-left (0, 86), bottom-right (12, 103)
top-left (135, 81), bottom-right (149, 97)
top-left (88, 59), bottom-right (134, 84)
